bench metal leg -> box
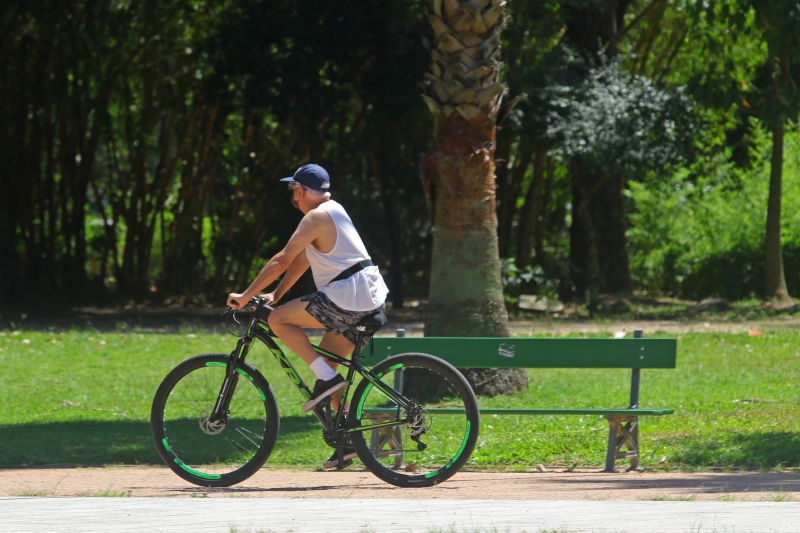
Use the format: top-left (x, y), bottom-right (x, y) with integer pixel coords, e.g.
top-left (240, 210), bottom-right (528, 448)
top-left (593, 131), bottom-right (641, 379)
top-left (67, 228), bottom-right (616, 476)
top-left (628, 419), bottom-right (644, 472)
top-left (602, 417), bottom-right (620, 472)
top-left (602, 415), bottom-right (643, 473)
top-left (369, 328), bottom-right (406, 469)
top-left (369, 421), bottom-right (405, 469)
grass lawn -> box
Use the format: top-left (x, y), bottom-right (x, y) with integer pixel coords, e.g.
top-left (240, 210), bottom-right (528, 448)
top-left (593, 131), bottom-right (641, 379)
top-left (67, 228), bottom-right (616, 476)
top-left (1, 328), bottom-right (798, 470)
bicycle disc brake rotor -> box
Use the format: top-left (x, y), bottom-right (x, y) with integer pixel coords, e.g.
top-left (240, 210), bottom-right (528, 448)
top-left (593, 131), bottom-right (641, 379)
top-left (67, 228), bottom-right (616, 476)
top-left (198, 407), bottom-right (226, 435)
top-left (404, 403), bottom-right (429, 437)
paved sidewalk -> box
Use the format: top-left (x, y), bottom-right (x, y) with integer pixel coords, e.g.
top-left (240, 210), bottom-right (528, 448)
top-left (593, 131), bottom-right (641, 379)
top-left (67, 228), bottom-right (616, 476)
top-left (2, 497), bottom-right (799, 533)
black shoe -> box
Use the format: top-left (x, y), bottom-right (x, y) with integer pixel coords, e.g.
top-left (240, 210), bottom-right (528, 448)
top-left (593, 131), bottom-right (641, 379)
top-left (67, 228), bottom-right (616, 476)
top-left (322, 447), bottom-right (357, 470)
top-left (302, 374), bottom-right (346, 413)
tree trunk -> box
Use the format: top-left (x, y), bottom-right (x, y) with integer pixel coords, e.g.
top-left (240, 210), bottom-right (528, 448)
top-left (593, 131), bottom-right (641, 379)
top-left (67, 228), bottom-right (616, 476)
top-left (534, 157), bottom-right (555, 262)
top-left (516, 146), bottom-right (546, 269)
top-left (497, 135), bottom-right (534, 259)
top-left (765, 117), bottom-right (793, 306)
top-left (375, 140), bottom-right (405, 309)
top-left (494, 130), bottom-right (513, 257)
top-left (0, 168), bottom-right (25, 308)
top-left (571, 160), bottom-right (632, 301)
top-left (564, 0), bottom-right (635, 300)
top-left (563, 0), bottom-right (631, 59)
top-left (422, 0), bottom-right (527, 396)
top-left (426, 126), bottom-right (509, 337)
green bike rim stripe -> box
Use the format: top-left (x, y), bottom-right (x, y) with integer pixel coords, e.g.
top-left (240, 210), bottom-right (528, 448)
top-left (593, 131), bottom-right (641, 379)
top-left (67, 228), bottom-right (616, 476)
top-left (424, 419), bottom-right (471, 479)
top-left (162, 439), bottom-right (222, 480)
top-left (204, 362), bottom-right (265, 400)
top-left (355, 363), bottom-right (404, 418)
top-left (233, 368), bottom-right (266, 400)
top-left (235, 368), bottom-right (254, 381)
top-left (355, 383), bottom-right (374, 418)
top-left (174, 458), bottom-right (222, 480)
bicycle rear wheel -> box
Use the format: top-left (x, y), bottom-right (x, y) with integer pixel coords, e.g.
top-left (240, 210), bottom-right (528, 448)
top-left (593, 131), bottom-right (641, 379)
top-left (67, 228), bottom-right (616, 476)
top-left (150, 353), bottom-right (279, 487)
top-left (348, 353), bottom-right (480, 488)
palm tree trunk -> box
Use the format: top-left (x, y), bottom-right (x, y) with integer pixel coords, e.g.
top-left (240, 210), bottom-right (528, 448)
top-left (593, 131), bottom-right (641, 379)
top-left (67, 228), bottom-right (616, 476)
top-left (422, 0), bottom-right (527, 396)
top-left (426, 128), bottom-right (508, 336)
top-left (765, 117), bottom-right (793, 306)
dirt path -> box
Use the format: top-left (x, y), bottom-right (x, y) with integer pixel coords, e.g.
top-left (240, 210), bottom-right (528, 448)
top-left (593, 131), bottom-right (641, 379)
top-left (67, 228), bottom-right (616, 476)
top-left (2, 467), bottom-right (798, 502)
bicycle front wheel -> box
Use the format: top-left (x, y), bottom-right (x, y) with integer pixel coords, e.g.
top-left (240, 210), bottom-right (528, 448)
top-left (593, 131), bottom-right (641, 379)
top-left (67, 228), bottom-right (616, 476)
top-left (348, 353), bottom-right (480, 488)
top-left (150, 353), bottom-right (279, 487)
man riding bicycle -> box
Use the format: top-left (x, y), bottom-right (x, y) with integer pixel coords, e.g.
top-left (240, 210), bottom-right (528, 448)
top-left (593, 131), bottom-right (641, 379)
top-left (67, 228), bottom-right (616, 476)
top-left (227, 163), bottom-right (389, 469)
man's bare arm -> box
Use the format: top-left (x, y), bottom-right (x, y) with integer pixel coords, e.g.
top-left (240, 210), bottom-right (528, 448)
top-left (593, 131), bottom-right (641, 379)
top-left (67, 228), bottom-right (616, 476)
top-left (268, 250), bottom-right (310, 303)
top-left (227, 211), bottom-right (325, 307)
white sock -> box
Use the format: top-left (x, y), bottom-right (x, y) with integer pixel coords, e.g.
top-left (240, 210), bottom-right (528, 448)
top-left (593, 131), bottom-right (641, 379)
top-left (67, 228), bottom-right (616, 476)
top-left (309, 357), bottom-right (337, 381)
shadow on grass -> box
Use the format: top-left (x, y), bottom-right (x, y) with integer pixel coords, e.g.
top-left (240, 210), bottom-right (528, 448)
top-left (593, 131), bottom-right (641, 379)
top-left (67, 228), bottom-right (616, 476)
top-left (0, 416), bottom-right (321, 466)
top-left (662, 431), bottom-right (800, 469)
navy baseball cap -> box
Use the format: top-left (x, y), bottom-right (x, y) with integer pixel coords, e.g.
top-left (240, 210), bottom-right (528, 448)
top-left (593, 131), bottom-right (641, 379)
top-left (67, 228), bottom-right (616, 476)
top-left (280, 164), bottom-right (330, 191)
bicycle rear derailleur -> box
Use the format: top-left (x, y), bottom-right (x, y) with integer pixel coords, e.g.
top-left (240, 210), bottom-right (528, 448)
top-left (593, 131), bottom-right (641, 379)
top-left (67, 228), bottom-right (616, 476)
top-left (405, 403), bottom-right (428, 451)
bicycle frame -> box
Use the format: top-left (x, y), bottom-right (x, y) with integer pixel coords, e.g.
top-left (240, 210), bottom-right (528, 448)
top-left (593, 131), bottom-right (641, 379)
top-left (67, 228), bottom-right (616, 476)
top-left (213, 304), bottom-right (410, 440)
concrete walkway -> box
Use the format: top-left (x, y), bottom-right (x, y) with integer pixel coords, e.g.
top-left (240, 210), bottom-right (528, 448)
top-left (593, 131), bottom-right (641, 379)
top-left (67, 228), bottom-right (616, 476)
top-left (2, 497), bottom-right (799, 533)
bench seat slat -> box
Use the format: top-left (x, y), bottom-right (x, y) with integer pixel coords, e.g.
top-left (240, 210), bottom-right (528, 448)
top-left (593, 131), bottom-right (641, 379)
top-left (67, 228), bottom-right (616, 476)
top-left (362, 407), bottom-right (674, 415)
top-left (477, 408), bottom-right (674, 415)
top-left (369, 337), bottom-right (677, 369)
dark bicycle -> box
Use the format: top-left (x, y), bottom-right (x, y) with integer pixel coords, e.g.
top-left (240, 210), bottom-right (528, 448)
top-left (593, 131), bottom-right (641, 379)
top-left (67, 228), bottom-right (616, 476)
top-left (150, 297), bottom-right (480, 488)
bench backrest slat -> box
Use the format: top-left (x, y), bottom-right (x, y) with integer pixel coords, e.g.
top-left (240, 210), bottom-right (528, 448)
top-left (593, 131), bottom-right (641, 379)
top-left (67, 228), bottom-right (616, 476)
top-left (368, 337), bottom-right (677, 369)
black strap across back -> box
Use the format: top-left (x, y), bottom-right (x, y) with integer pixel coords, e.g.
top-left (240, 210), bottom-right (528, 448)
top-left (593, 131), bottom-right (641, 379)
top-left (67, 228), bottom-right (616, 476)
top-left (329, 259), bottom-right (374, 283)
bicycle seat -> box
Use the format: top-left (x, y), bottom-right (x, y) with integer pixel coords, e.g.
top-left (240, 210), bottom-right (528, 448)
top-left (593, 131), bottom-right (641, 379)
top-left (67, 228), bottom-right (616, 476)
top-left (354, 311), bottom-right (388, 334)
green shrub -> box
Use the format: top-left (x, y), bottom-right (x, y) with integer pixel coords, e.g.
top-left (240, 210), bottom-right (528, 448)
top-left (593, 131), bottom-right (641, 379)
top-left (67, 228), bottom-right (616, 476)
top-left (628, 121), bottom-right (800, 300)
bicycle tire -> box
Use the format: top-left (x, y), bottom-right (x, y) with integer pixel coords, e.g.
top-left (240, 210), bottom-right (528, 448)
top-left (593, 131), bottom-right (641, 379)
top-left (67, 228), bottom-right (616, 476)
top-left (348, 353), bottom-right (480, 488)
top-left (150, 353), bottom-right (280, 487)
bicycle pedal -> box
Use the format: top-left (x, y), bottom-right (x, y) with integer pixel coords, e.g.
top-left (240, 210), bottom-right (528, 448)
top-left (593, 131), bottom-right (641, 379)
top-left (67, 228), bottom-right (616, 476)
top-left (336, 458), bottom-right (353, 470)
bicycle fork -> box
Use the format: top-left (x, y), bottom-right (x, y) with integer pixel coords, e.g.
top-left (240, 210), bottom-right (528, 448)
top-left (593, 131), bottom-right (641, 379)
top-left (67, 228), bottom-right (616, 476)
top-left (209, 336), bottom-right (252, 424)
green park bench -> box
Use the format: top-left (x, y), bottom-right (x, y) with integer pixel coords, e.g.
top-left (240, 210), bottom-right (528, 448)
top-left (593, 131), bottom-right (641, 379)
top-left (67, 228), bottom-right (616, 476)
top-left (366, 329), bottom-right (677, 472)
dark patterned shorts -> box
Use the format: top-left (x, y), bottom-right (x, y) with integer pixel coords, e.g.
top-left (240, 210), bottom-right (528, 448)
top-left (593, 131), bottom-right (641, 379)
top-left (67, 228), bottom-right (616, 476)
top-left (301, 291), bottom-right (386, 355)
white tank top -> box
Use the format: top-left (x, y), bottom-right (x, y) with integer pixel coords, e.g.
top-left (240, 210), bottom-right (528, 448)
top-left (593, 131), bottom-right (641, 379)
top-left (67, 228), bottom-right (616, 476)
top-left (305, 200), bottom-right (389, 311)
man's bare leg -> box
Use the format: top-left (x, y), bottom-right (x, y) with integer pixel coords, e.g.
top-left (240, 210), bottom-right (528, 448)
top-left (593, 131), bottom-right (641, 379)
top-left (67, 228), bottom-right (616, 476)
top-left (267, 297), bottom-right (328, 365)
top-left (268, 298), bottom-right (355, 410)
top-left (319, 331), bottom-right (355, 410)
top-left (319, 331), bottom-right (356, 371)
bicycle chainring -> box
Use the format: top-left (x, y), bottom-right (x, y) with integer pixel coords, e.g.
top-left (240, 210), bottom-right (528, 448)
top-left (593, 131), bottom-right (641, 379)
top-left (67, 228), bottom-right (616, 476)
top-left (322, 428), bottom-right (352, 448)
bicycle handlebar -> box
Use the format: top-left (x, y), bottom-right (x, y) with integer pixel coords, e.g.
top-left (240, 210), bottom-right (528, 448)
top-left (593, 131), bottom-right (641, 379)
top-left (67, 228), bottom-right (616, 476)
top-left (223, 296), bottom-right (274, 316)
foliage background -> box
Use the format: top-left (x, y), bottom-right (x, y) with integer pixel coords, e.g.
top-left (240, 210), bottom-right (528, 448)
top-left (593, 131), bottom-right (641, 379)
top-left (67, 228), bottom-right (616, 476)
top-left (2, 0), bottom-right (799, 309)
top-left (629, 123), bottom-right (800, 301)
